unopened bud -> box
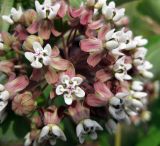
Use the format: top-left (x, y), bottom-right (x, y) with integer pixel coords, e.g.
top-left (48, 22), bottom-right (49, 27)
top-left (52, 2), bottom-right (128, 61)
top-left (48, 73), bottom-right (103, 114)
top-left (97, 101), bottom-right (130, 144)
top-left (12, 92), bottom-right (36, 115)
top-left (23, 35), bottom-right (43, 51)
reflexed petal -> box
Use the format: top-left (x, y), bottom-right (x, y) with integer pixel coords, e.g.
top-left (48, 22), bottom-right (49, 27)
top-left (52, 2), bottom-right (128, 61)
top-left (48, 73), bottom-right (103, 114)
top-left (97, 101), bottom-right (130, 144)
top-left (80, 39), bottom-right (103, 52)
top-left (79, 135), bottom-right (85, 144)
top-left (45, 68), bottom-right (58, 84)
top-left (74, 87), bottom-right (85, 98)
top-left (50, 57), bottom-right (70, 70)
top-left (24, 133), bottom-right (32, 146)
top-left (33, 42), bottom-right (43, 53)
top-left (132, 81), bottom-right (143, 91)
top-left (71, 77), bottom-right (83, 85)
top-left (5, 76), bottom-right (29, 94)
top-left (94, 82), bottom-right (113, 99)
top-left (39, 126), bottom-right (50, 142)
top-left (0, 111), bottom-right (7, 123)
top-left (11, 7), bottom-right (22, 22)
top-left (86, 94), bottom-right (108, 107)
top-left (64, 94), bottom-right (73, 105)
top-left (115, 73), bottom-right (124, 82)
top-left (87, 52), bottom-right (103, 67)
top-left (56, 85), bottom-right (65, 95)
top-left (80, 10), bottom-right (92, 25)
top-left (25, 52), bottom-right (35, 62)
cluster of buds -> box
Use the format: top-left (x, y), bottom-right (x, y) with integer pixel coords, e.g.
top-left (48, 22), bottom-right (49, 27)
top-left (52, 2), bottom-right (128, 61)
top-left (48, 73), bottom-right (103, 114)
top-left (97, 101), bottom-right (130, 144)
top-left (0, 0), bottom-right (156, 145)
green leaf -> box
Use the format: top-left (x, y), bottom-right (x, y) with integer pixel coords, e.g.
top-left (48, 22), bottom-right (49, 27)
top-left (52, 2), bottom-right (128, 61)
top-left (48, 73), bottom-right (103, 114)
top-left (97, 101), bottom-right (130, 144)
top-left (0, 0), bottom-right (14, 31)
top-left (136, 127), bottom-right (160, 146)
top-left (69, 0), bottom-right (85, 7)
top-left (138, 0), bottom-right (160, 24)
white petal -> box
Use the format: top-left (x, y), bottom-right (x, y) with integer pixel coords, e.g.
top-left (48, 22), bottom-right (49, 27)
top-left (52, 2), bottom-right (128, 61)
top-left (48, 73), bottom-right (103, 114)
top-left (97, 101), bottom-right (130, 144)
top-left (102, 5), bottom-right (114, 20)
top-left (43, 56), bottom-right (51, 65)
top-left (0, 101), bottom-right (8, 111)
top-left (83, 119), bottom-right (94, 128)
top-left (39, 126), bottom-right (50, 142)
top-left (2, 15), bottom-right (14, 24)
top-left (60, 75), bottom-right (70, 85)
top-left (64, 94), bottom-right (73, 105)
top-left (52, 125), bottom-right (66, 141)
top-left (76, 123), bottom-right (84, 137)
top-left (33, 42), bottom-right (43, 53)
top-left (44, 44), bottom-right (52, 56)
top-left (24, 133), bottom-right (32, 146)
top-left (31, 60), bottom-right (43, 69)
top-left (25, 52), bottom-right (35, 62)
top-left (116, 92), bottom-right (128, 98)
top-left (115, 73), bottom-right (124, 82)
top-left (105, 29), bottom-right (115, 41)
top-left (93, 121), bottom-right (103, 131)
top-left (132, 81), bottom-right (144, 91)
top-left (133, 91), bottom-right (147, 98)
top-left (106, 40), bottom-right (119, 50)
top-left (90, 132), bottom-right (97, 140)
top-left (56, 85), bottom-right (65, 95)
top-left (48, 3), bottom-right (61, 20)
top-left (113, 8), bottom-right (125, 22)
top-left (79, 135), bottom-right (85, 144)
top-left (124, 74), bottom-right (132, 80)
top-left (0, 90), bottom-right (10, 101)
top-left (35, 0), bottom-right (42, 12)
top-left (11, 7), bottom-right (22, 22)
top-left (71, 77), bottom-right (83, 86)
top-left (74, 87), bottom-right (85, 98)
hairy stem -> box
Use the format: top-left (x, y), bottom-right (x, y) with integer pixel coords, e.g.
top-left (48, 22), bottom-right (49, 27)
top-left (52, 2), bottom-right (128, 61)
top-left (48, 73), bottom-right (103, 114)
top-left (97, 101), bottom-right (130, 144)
top-left (115, 124), bottom-right (122, 146)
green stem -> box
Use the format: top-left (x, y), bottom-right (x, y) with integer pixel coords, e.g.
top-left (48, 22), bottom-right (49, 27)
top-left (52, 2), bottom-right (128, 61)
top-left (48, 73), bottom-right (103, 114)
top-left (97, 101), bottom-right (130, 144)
top-left (115, 124), bottom-right (122, 146)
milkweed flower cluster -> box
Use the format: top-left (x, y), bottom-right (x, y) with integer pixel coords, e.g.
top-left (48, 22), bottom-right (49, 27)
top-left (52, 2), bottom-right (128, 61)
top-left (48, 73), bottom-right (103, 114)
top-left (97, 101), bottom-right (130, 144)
top-left (0, 0), bottom-right (155, 145)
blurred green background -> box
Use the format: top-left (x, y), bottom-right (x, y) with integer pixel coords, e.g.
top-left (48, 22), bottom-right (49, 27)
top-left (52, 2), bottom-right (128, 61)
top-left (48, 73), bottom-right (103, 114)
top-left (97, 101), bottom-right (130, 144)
top-left (0, 0), bottom-right (160, 146)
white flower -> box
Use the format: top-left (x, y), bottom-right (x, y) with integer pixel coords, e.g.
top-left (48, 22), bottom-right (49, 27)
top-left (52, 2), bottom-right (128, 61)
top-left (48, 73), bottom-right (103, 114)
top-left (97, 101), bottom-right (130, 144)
top-left (38, 124), bottom-right (66, 145)
top-left (25, 42), bottom-right (52, 69)
top-left (102, 1), bottom-right (125, 22)
top-left (56, 75), bottom-right (85, 105)
top-left (137, 61), bottom-right (153, 78)
top-left (105, 28), bottom-right (136, 57)
top-left (105, 119), bottom-right (117, 134)
top-left (134, 36), bottom-right (148, 47)
top-left (109, 92), bottom-right (130, 122)
top-left (0, 34), bottom-right (4, 50)
top-left (2, 6), bottom-right (23, 24)
top-left (0, 84), bottom-right (10, 123)
top-left (35, 0), bottom-right (60, 20)
top-left (132, 81), bottom-right (144, 91)
top-left (76, 119), bottom-right (103, 144)
top-left (113, 56), bottom-right (132, 82)
top-left (133, 47), bottom-right (148, 66)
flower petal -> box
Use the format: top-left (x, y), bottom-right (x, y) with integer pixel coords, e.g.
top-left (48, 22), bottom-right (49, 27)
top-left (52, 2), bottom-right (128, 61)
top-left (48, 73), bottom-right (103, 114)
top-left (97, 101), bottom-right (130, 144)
top-left (80, 39), bottom-right (103, 53)
top-left (31, 60), bottom-right (43, 68)
top-left (56, 85), bottom-right (65, 95)
top-left (33, 42), bottom-right (43, 53)
top-left (87, 52), bottom-right (103, 67)
top-left (39, 126), bottom-right (50, 142)
top-left (25, 52), bottom-right (35, 62)
top-left (74, 87), bottom-right (85, 98)
top-left (94, 82), bottom-right (113, 99)
top-left (5, 76), bottom-right (29, 94)
top-left (64, 94), bottom-right (73, 105)
top-left (71, 77), bottom-right (83, 85)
